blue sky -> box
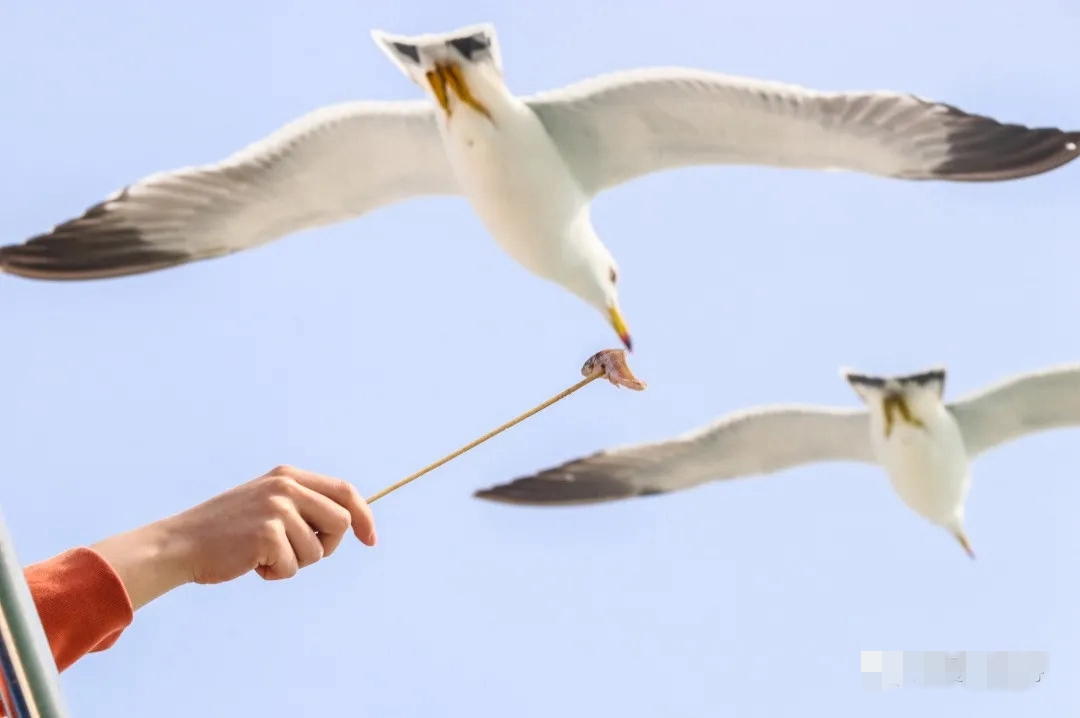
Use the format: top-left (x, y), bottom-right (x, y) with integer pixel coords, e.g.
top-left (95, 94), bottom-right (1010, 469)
top-left (2, 0), bottom-right (1078, 715)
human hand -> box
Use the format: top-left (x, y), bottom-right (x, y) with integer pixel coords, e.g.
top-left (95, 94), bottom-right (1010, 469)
top-left (93, 465), bottom-right (377, 609)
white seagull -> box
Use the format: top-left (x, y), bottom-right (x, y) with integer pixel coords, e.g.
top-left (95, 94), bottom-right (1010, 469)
top-left (474, 363), bottom-right (1080, 558)
top-left (3, 23), bottom-right (1078, 350)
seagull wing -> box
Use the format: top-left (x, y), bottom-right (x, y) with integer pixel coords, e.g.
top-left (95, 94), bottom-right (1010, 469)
top-left (1, 101), bottom-right (458, 280)
top-left (526, 68), bottom-right (1080, 197)
top-left (473, 405), bottom-right (874, 506)
top-left (947, 363), bottom-right (1080, 459)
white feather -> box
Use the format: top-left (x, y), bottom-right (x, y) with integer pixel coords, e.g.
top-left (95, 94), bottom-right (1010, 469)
top-left (526, 67), bottom-right (1076, 196)
top-left (948, 363), bottom-right (1080, 458)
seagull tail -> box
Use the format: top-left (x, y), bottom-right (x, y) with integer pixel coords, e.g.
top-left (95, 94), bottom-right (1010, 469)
top-left (370, 22), bottom-right (502, 76)
top-left (841, 366), bottom-right (947, 402)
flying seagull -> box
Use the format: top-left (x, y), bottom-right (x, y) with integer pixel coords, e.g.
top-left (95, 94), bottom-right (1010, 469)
top-left (473, 363), bottom-right (1080, 557)
top-left (3, 23), bottom-right (1078, 350)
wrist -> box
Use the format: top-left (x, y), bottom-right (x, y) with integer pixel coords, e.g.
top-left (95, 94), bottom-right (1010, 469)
top-left (91, 516), bottom-right (194, 611)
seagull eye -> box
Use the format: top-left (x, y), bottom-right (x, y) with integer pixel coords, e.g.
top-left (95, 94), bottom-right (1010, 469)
top-left (609, 268), bottom-right (618, 284)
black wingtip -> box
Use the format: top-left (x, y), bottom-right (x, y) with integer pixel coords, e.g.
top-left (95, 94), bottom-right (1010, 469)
top-left (2, 191), bottom-right (194, 281)
top-left (934, 109), bottom-right (1080, 181)
top-left (0, 240), bottom-right (192, 281)
top-left (473, 472), bottom-right (648, 507)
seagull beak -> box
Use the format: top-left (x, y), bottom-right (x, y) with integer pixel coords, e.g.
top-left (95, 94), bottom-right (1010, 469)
top-left (954, 530), bottom-right (976, 560)
top-left (608, 305), bottom-right (633, 351)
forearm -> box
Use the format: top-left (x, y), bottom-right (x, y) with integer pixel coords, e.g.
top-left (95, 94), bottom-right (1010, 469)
top-left (1, 515), bottom-right (193, 698)
top-left (90, 517), bottom-right (192, 611)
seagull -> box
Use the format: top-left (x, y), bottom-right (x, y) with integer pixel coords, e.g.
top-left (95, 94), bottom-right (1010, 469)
top-left (473, 363), bottom-right (1080, 558)
top-left (3, 23), bottom-right (1078, 350)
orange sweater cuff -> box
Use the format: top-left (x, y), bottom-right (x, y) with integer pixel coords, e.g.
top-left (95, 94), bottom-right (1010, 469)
top-left (22, 547), bottom-right (135, 672)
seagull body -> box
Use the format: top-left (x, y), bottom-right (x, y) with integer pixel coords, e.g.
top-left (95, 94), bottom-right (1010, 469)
top-left (474, 363), bottom-right (1080, 557)
top-left (848, 369), bottom-right (974, 554)
top-left (4, 22), bottom-right (1079, 350)
top-left (404, 36), bottom-right (616, 335)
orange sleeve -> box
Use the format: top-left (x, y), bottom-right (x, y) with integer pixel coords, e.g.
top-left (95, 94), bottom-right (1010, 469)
top-left (1, 548), bottom-right (134, 715)
top-left (19, 547), bottom-right (134, 672)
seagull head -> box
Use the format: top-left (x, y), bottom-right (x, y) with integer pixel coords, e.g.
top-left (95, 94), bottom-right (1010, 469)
top-left (557, 235), bottom-right (633, 351)
top-left (371, 24), bottom-right (504, 121)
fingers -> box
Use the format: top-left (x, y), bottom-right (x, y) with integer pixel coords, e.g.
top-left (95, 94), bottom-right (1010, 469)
top-left (255, 519), bottom-right (300, 581)
top-left (250, 466), bottom-right (377, 583)
top-left (270, 465), bottom-right (377, 546)
top-left (253, 501), bottom-right (328, 582)
top-left (176, 465), bottom-right (379, 588)
top-left (279, 502), bottom-right (325, 569)
top-left (290, 483), bottom-right (352, 557)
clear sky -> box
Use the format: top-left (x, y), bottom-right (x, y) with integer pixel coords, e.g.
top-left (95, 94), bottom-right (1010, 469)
top-left (1, 1), bottom-right (1078, 716)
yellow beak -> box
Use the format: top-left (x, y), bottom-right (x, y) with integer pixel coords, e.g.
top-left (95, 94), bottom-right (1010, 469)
top-left (608, 306), bottom-right (632, 351)
top-left (954, 530), bottom-right (975, 560)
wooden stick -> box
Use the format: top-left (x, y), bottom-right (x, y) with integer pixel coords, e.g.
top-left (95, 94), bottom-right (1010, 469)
top-left (366, 374), bottom-right (601, 503)
top-left (366, 348), bottom-right (645, 504)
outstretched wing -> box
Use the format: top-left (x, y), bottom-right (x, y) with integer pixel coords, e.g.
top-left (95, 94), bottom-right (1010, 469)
top-left (1, 101), bottom-right (459, 280)
top-left (947, 364), bottom-right (1080, 459)
top-left (527, 67), bottom-right (1080, 196)
top-left (474, 404), bottom-right (875, 506)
